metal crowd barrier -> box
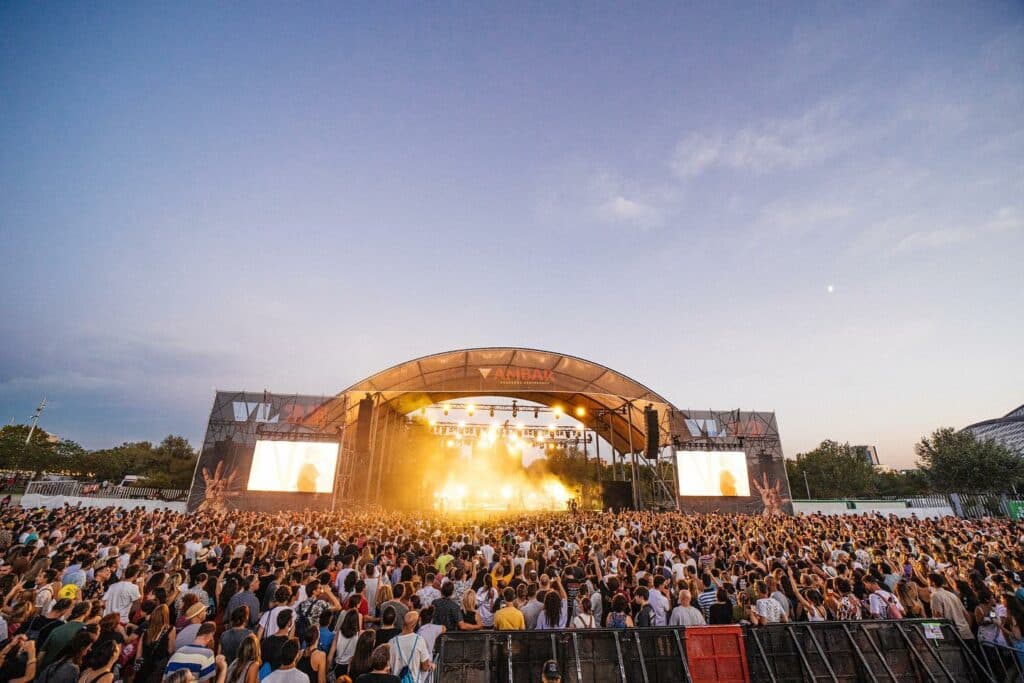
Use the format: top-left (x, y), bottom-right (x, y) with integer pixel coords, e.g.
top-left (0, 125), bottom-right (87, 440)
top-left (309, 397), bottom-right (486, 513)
top-left (23, 480), bottom-right (188, 501)
top-left (748, 619), bottom-right (992, 682)
top-left (980, 641), bottom-right (1024, 682)
top-left (434, 620), bottom-right (994, 683)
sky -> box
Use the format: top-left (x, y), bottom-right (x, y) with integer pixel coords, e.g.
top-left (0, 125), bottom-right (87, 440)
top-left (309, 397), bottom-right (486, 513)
top-left (1, 3), bottom-right (1022, 468)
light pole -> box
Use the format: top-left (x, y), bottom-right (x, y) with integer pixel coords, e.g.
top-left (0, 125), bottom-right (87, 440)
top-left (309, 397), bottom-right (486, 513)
top-left (25, 398), bottom-right (46, 445)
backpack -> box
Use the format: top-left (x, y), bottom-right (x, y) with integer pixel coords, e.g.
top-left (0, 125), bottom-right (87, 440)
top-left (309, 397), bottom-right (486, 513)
top-left (395, 634), bottom-right (420, 683)
top-left (294, 602), bottom-right (313, 644)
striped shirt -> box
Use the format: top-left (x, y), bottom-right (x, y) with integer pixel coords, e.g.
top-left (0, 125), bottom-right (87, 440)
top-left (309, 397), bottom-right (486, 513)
top-left (697, 588), bottom-right (717, 619)
top-left (165, 644), bottom-right (217, 681)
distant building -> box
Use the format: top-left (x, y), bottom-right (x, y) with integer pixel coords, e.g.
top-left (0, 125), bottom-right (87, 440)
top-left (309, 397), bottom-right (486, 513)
top-left (963, 404), bottom-right (1024, 455)
top-left (853, 445), bottom-right (880, 466)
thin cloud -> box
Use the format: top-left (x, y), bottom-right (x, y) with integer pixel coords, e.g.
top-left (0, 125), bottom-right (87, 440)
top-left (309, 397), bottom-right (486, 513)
top-left (594, 195), bottom-right (664, 229)
top-left (671, 98), bottom-right (854, 178)
top-left (889, 206), bottom-right (1023, 254)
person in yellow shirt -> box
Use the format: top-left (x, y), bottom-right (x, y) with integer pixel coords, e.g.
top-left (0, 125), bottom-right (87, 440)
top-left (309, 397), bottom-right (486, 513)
top-left (435, 545), bottom-right (454, 575)
top-left (493, 588), bottom-right (525, 630)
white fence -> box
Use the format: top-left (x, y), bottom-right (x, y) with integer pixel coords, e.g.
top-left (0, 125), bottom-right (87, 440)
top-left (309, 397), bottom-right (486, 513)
top-left (20, 493), bottom-right (187, 513)
top-left (23, 480), bottom-right (187, 501)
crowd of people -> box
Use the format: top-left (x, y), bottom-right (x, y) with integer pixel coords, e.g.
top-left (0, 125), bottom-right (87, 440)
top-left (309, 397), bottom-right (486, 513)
top-left (2, 504), bottom-right (1024, 682)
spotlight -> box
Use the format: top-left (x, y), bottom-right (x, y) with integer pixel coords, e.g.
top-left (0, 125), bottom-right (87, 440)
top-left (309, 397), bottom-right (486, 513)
top-left (446, 439), bottom-right (455, 448)
top-left (443, 403), bottom-right (451, 416)
top-left (553, 406), bottom-right (563, 419)
top-left (467, 403), bottom-right (476, 416)
top-left (575, 406), bottom-right (586, 418)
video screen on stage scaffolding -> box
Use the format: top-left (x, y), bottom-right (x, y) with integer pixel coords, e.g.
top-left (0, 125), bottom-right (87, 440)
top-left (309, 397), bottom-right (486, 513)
top-left (675, 450), bottom-right (751, 496)
top-left (246, 440), bottom-right (339, 493)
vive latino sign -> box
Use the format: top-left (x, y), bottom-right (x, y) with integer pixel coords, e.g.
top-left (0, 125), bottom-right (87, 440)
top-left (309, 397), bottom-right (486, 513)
top-left (479, 367), bottom-right (554, 386)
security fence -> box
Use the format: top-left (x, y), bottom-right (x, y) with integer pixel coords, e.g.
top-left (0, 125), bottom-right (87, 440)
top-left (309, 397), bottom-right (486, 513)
top-left (435, 620), bottom-right (993, 683)
top-left (23, 479), bottom-right (188, 501)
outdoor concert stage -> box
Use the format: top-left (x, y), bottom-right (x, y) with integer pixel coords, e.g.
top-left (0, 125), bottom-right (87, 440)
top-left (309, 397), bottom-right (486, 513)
top-left (186, 347), bottom-right (794, 515)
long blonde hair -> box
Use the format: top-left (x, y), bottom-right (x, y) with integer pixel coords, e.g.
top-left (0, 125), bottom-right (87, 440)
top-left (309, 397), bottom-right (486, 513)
top-left (461, 589), bottom-right (477, 613)
top-left (147, 604), bottom-right (170, 643)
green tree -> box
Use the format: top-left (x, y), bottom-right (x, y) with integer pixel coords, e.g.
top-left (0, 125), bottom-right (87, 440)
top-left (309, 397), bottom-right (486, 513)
top-left (787, 440), bottom-right (878, 499)
top-left (915, 427), bottom-right (1024, 493)
top-left (873, 469), bottom-right (930, 497)
top-left (0, 424), bottom-right (59, 475)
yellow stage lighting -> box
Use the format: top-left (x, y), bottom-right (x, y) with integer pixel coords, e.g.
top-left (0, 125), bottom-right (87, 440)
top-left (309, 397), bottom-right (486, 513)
top-left (553, 406), bottom-right (563, 419)
top-left (467, 403), bottom-right (476, 416)
top-left (443, 403), bottom-right (451, 415)
top-left (575, 406), bottom-right (586, 417)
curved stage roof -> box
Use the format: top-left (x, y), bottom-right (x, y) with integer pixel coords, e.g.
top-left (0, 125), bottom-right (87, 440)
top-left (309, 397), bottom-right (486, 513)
top-left (309, 347), bottom-right (677, 451)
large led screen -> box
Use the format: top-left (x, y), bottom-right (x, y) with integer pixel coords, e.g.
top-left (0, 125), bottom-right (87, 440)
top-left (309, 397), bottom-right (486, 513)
top-left (246, 440), bottom-right (339, 493)
top-left (675, 450), bottom-right (750, 496)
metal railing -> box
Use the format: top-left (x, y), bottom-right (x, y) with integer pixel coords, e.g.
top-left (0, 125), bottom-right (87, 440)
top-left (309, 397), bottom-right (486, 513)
top-left (747, 619), bottom-right (993, 683)
top-left (980, 641), bottom-right (1024, 683)
top-left (434, 620), bottom-right (993, 683)
top-left (24, 480), bottom-right (188, 501)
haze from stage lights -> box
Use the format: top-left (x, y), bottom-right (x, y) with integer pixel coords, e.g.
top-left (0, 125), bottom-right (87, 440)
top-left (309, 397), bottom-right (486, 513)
top-left (247, 440), bottom-right (339, 493)
top-left (675, 450), bottom-right (751, 497)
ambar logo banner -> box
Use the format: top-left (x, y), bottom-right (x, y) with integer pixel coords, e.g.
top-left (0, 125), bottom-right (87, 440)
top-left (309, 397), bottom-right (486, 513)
top-left (479, 367), bottom-right (555, 386)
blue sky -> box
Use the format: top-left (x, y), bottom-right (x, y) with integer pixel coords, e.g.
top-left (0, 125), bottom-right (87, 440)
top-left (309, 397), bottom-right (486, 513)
top-left (1, 3), bottom-right (1022, 467)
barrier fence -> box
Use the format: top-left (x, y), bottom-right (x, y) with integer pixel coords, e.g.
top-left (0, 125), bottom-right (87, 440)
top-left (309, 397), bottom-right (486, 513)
top-left (23, 480), bottom-right (188, 501)
top-left (434, 620), bottom-right (996, 683)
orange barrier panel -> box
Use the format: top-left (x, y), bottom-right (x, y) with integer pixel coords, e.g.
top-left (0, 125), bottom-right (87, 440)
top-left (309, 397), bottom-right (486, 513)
top-left (685, 625), bottom-right (750, 683)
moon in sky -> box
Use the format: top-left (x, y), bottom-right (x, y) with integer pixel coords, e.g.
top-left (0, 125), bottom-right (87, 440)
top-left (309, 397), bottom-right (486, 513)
top-left (827, 284), bottom-right (834, 294)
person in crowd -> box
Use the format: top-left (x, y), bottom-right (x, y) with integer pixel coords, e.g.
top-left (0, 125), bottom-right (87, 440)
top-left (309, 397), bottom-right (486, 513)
top-left (224, 634), bottom-right (261, 683)
top-left (354, 644), bottom-right (400, 683)
top-left (494, 588), bottom-right (526, 630)
top-left (164, 621), bottom-right (224, 683)
top-left (177, 601), bottom-right (210, 650)
top-left (36, 629), bottom-right (94, 683)
top-left (415, 605), bottom-right (445, 655)
top-left (327, 609), bottom-right (362, 677)
top-left (263, 638), bottom-right (307, 683)
top-left (430, 581), bottom-right (460, 632)
top-left (669, 589), bottom-right (706, 626)
top-left (388, 611), bottom-right (433, 681)
top-left (220, 606), bottom-right (251, 665)
top-left (262, 609), bottom-right (295, 673)
top-left (136, 603), bottom-right (176, 683)
top-left (344, 630), bottom-right (377, 681)
top-left (295, 626), bottom-right (328, 683)
top-left (78, 638), bottom-right (120, 683)
top-left (374, 606), bottom-right (401, 646)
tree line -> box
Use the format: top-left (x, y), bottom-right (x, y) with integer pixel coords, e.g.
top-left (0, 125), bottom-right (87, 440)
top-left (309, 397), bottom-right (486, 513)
top-left (786, 428), bottom-right (1024, 499)
top-left (0, 424), bottom-right (198, 489)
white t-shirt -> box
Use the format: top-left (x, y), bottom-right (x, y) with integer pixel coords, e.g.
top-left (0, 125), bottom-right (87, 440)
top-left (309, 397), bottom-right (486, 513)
top-left (259, 606), bottom-right (289, 637)
top-left (103, 580), bottom-right (141, 623)
top-left (263, 667), bottom-right (309, 683)
top-left (390, 633), bottom-right (432, 683)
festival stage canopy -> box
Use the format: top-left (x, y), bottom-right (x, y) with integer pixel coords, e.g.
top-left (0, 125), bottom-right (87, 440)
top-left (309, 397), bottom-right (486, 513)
top-left (306, 347), bottom-right (676, 451)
